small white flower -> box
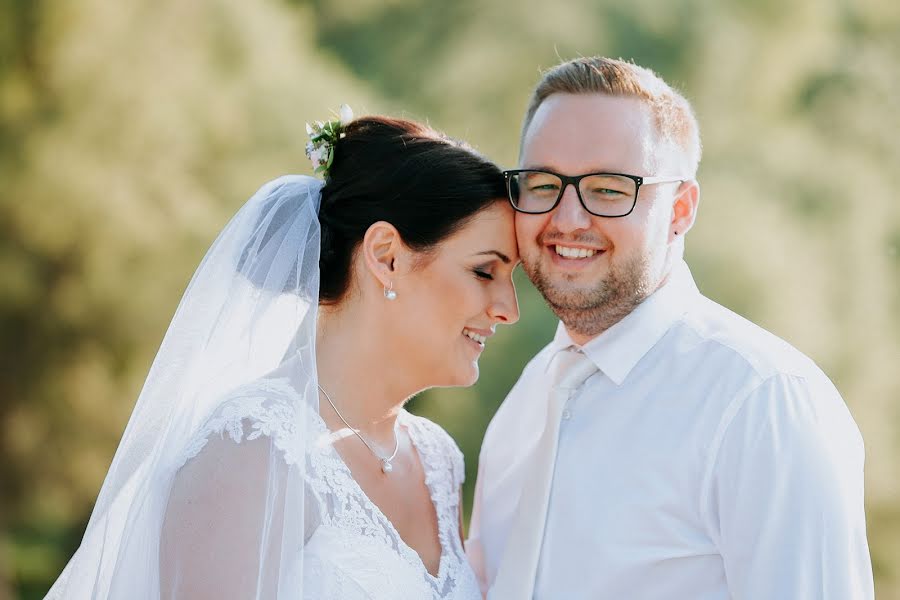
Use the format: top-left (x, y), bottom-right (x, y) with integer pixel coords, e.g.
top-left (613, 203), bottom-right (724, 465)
top-left (305, 122), bottom-right (314, 136)
top-left (339, 104), bottom-right (354, 125)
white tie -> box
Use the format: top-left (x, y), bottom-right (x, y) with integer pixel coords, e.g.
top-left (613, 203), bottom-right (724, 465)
top-left (489, 348), bottom-right (598, 599)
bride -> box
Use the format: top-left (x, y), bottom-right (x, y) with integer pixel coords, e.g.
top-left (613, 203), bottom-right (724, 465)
top-left (46, 109), bottom-right (520, 599)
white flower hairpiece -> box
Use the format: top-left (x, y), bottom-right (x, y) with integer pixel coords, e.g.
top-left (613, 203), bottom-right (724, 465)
top-left (305, 104), bottom-right (354, 176)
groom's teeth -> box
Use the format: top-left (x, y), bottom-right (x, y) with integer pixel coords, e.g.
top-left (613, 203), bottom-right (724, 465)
top-left (555, 245), bottom-right (597, 259)
top-left (463, 329), bottom-right (486, 345)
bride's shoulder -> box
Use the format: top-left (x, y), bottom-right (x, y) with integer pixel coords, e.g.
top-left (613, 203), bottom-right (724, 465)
top-left (401, 411), bottom-right (466, 488)
top-left (178, 377), bottom-right (321, 469)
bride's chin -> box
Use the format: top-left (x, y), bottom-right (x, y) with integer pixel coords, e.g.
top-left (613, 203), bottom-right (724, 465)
top-left (459, 363), bottom-right (480, 387)
top-left (435, 365), bottom-right (480, 389)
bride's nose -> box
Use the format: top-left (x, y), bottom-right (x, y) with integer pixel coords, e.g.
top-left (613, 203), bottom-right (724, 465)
top-left (488, 283), bottom-right (520, 325)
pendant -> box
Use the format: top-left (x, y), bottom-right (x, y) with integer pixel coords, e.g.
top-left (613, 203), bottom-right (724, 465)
top-left (381, 459), bottom-right (394, 474)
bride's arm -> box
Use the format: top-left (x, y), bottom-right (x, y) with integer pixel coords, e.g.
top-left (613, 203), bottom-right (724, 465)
top-left (160, 432), bottom-right (289, 600)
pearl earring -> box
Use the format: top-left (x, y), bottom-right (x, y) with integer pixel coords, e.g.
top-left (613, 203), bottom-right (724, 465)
top-left (384, 282), bottom-right (397, 300)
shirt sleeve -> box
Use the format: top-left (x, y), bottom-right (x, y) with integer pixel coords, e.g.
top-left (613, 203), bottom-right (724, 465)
top-left (465, 457), bottom-right (489, 597)
top-left (706, 373), bottom-right (874, 599)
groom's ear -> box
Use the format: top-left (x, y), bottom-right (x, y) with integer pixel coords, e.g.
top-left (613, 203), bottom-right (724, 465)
top-left (361, 221), bottom-right (404, 287)
top-left (669, 179), bottom-right (700, 242)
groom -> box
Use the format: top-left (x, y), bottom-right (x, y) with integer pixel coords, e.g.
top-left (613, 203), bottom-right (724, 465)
top-left (467, 57), bottom-right (874, 599)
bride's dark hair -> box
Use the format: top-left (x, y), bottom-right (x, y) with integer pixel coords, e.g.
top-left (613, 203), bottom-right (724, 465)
top-left (317, 116), bottom-right (506, 304)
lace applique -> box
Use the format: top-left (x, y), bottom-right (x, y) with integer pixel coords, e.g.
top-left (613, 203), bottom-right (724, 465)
top-left (177, 377), bottom-right (306, 469)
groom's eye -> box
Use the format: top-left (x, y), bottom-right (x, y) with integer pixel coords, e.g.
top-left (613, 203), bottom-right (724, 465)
top-left (523, 173), bottom-right (560, 191)
top-left (590, 187), bottom-right (625, 196)
top-left (473, 268), bottom-right (494, 280)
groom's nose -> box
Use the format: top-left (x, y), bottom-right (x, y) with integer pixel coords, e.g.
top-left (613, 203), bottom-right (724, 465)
top-left (550, 184), bottom-right (593, 233)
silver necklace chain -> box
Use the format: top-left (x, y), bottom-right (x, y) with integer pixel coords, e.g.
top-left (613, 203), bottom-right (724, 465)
top-left (317, 384), bottom-right (400, 474)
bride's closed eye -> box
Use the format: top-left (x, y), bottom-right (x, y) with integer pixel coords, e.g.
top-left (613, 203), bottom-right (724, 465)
top-left (473, 268), bottom-right (494, 280)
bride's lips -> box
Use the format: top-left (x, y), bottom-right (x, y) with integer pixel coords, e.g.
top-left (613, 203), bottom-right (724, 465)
top-left (462, 327), bottom-right (492, 352)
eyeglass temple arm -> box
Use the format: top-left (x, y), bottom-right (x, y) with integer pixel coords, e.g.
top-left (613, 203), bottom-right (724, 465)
top-left (640, 176), bottom-right (688, 185)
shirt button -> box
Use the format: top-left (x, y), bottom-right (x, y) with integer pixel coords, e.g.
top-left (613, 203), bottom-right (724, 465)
top-left (561, 409), bottom-right (572, 420)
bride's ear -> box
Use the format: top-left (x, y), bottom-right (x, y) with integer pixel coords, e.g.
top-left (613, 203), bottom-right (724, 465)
top-left (361, 221), bottom-right (406, 289)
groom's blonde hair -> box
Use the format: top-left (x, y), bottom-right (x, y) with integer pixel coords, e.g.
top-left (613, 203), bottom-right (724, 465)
top-left (522, 57), bottom-right (702, 177)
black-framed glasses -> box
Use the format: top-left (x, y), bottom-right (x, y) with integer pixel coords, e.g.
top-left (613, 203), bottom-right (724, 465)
top-left (503, 169), bottom-right (685, 218)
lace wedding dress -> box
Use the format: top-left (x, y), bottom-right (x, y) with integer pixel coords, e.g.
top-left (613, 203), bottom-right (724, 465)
top-left (169, 377), bottom-right (482, 600)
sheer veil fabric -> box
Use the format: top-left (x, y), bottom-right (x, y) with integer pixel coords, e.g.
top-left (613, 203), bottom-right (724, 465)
top-left (46, 176), bottom-right (324, 599)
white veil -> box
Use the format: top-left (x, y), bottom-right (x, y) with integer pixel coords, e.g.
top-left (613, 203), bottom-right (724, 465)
top-left (46, 175), bottom-right (324, 599)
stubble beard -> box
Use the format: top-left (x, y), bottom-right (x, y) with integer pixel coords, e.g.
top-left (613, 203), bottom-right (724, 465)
top-left (524, 251), bottom-right (657, 339)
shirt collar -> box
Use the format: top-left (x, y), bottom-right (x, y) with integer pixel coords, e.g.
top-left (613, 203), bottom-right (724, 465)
top-left (548, 260), bottom-right (700, 386)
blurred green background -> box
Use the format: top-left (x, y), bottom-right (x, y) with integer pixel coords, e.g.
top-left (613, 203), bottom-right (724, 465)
top-left (2, 0), bottom-right (898, 597)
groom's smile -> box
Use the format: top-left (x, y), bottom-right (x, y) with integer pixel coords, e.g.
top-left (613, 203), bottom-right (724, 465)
top-left (552, 244), bottom-right (600, 259)
top-left (531, 230), bottom-right (614, 285)
top-left (548, 240), bottom-right (608, 266)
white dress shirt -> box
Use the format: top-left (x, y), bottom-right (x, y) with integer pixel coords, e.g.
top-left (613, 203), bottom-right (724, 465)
top-left (467, 260), bottom-right (873, 599)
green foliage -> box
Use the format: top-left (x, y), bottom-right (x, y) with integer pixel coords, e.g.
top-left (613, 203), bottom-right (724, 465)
top-left (2, 0), bottom-right (899, 597)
